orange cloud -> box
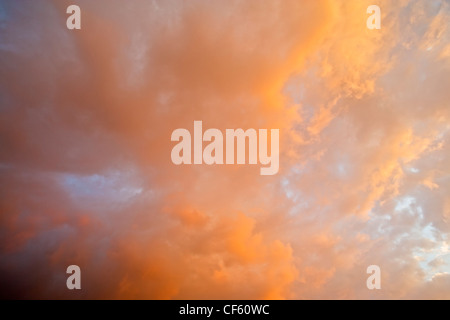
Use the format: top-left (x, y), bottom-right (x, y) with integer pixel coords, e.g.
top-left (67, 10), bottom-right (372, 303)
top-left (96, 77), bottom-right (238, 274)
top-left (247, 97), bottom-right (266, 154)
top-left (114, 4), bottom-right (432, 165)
top-left (0, 0), bottom-right (449, 300)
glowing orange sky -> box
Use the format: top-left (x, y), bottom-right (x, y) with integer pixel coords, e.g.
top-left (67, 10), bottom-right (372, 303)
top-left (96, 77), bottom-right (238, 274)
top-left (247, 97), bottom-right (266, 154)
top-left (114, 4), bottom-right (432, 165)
top-left (0, 0), bottom-right (449, 299)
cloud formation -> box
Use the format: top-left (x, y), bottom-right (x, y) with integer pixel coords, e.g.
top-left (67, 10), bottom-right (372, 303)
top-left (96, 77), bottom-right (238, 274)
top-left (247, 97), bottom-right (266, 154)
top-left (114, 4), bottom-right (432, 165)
top-left (0, 0), bottom-right (449, 299)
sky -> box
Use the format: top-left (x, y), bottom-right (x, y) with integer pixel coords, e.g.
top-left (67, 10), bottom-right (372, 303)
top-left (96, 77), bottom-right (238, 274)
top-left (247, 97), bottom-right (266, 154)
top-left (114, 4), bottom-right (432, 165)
top-left (0, 0), bottom-right (449, 299)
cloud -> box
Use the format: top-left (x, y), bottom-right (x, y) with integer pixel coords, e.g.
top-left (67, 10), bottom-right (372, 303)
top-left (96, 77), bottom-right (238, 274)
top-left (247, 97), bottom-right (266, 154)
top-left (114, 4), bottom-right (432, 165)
top-left (0, 0), bottom-right (449, 299)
